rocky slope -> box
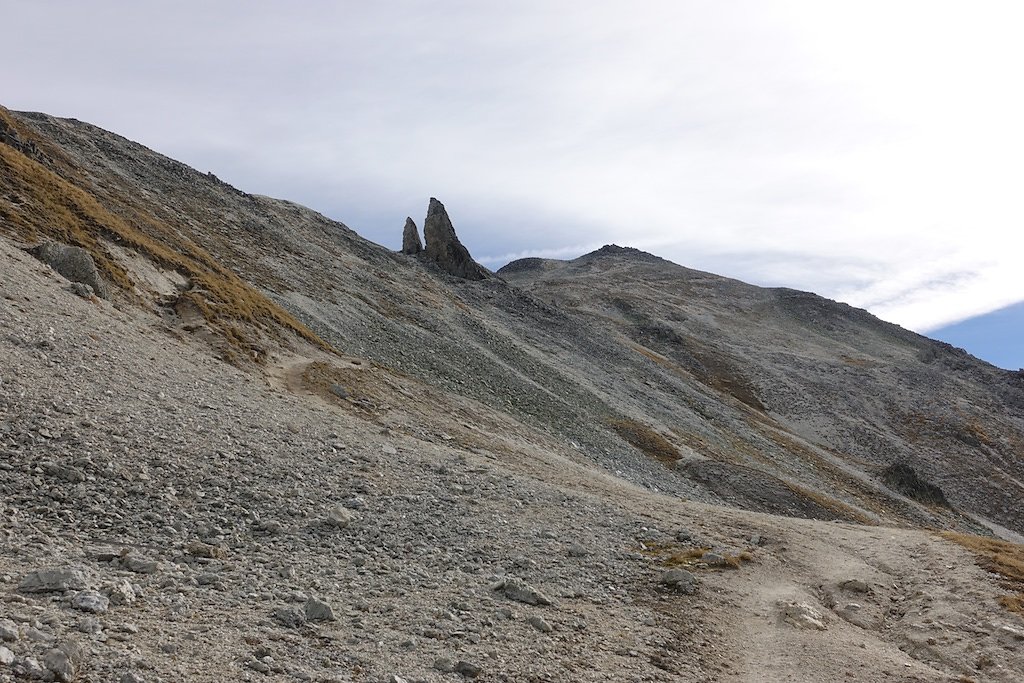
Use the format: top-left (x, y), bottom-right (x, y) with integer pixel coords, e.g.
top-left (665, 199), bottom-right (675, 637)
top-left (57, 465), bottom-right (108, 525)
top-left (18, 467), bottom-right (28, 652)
top-left (1, 106), bottom-right (1024, 682)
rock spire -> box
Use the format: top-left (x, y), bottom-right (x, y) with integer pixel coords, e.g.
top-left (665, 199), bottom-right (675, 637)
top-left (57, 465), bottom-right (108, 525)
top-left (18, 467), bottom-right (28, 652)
top-left (422, 198), bottom-right (488, 280)
top-left (401, 217), bottom-right (422, 255)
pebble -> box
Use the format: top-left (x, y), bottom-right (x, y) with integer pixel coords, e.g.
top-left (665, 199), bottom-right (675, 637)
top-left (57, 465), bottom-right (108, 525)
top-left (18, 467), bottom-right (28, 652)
top-left (0, 645), bottom-right (13, 665)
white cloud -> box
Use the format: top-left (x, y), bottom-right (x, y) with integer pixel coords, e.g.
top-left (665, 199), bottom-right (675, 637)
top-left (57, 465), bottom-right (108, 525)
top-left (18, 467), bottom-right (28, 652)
top-left (3, 1), bottom-right (1023, 332)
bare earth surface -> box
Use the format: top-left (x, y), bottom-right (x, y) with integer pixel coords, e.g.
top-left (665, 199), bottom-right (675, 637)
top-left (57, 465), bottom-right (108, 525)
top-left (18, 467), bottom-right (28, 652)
top-left (2, 229), bottom-right (1024, 682)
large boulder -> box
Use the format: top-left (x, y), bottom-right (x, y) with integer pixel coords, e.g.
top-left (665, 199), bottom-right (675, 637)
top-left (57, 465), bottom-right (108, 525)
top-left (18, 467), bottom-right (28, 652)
top-left (401, 217), bottom-right (423, 254)
top-left (881, 462), bottom-right (950, 507)
top-left (422, 198), bottom-right (488, 280)
top-left (29, 241), bottom-right (109, 299)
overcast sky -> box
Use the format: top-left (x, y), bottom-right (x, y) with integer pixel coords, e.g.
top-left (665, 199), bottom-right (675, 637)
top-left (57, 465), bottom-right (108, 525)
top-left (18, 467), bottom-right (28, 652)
top-left (4, 1), bottom-right (1023, 346)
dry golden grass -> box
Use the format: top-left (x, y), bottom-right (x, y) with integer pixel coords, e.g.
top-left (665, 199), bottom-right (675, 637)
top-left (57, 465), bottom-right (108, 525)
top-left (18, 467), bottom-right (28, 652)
top-left (941, 531), bottom-right (1024, 614)
top-left (781, 481), bottom-right (876, 525)
top-left (630, 342), bottom-right (679, 371)
top-left (640, 540), bottom-right (753, 570)
top-left (608, 418), bottom-right (680, 464)
top-left (663, 547), bottom-right (708, 566)
top-left (0, 107), bottom-right (333, 355)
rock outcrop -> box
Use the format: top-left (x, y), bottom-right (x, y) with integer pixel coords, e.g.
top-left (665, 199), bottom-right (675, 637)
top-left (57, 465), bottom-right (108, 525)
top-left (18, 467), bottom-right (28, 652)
top-left (28, 241), bottom-right (109, 299)
top-left (422, 198), bottom-right (488, 280)
top-left (401, 217), bottom-right (422, 255)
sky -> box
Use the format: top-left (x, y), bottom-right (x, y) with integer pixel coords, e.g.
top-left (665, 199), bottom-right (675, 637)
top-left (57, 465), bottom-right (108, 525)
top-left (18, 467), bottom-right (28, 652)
top-left (2, 1), bottom-right (1021, 368)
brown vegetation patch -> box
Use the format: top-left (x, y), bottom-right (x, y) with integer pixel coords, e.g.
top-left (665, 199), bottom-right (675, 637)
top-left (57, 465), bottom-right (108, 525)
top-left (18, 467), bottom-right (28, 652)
top-left (941, 532), bottom-right (1024, 614)
top-left (0, 107), bottom-right (332, 355)
top-left (609, 418), bottom-right (680, 464)
top-left (781, 481), bottom-right (876, 525)
top-left (900, 409), bottom-right (997, 450)
top-left (640, 540), bottom-right (753, 571)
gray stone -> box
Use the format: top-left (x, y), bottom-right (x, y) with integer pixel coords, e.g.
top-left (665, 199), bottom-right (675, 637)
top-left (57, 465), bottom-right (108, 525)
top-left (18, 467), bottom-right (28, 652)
top-left (326, 505), bottom-right (355, 529)
top-left (25, 627), bottom-right (55, 643)
top-left (21, 657), bottom-right (45, 679)
top-left (840, 579), bottom-right (870, 594)
top-left (567, 544), bottom-right (589, 557)
top-left (492, 576), bottom-right (553, 606)
top-left (702, 552), bottom-right (726, 565)
top-left (72, 590), bottom-right (109, 614)
top-left (120, 672), bottom-right (145, 683)
top-left (105, 579), bottom-right (137, 606)
top-left (401, 217), bottom-right (423, 255)
top-left (42, 648), bottom-right (75, 682)
top-left (422, 198), bottom-right (489, 280)
top-left (433, 657), bottom-right (456, 673)
top-left (389, 676), bottom-right (409, 683)
top-left (0, 619), bottom-right (17, 642)
top-left (272, 606), bottom-right (306, 628)
top-left (0, 645), bottom-right (13, 666)
top-left (18, 567), bottom-right (88, 593)
top-left (78, 617), bottom-right (102, 634)
top-left (781, 601), bottom-right (827, 631)
top-left (527, 615), bottom-right (553, 633)
top-left (659, 568), bottom-right (697, 594)
top-left (29, 242), bottom-right (109, 299)
top-left (303, 596), bottom-right (336, 623)
top-left (455, 660), bottom-right (482, 678)
top-left (122, 554), bottom-right (160, 574)
top-left (247, 659), bottom-right (271, 673)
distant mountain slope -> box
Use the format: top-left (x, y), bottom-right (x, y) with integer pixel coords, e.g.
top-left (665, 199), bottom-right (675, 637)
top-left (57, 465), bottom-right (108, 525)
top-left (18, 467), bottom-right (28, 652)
top-left (3, 106), bottom-right (1022, 538)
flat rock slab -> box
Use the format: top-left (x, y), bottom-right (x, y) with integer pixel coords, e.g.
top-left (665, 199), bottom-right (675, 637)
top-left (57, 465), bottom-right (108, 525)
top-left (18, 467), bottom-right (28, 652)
top-left (18, 567), bottom-right (88, 593)
top-left (491, 577), bottom-right (553, 606)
